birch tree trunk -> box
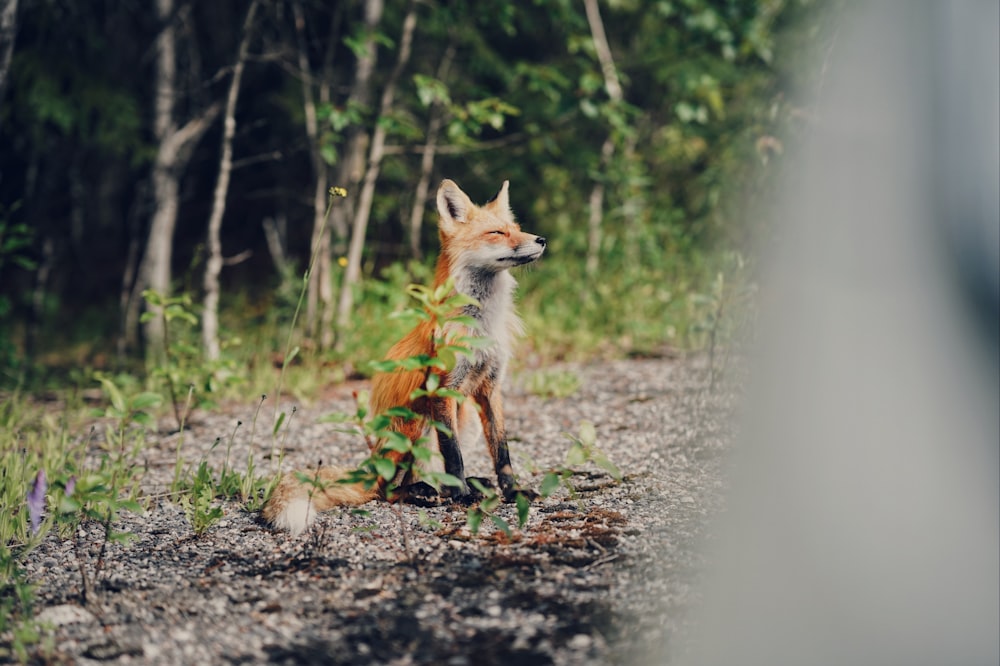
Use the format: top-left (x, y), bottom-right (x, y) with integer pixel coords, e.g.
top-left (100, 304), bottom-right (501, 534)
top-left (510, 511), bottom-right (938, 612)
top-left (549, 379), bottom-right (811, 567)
top-left (291, 0), bottom-right (329, 341)
top-left (202, 0), bottom-right (259, 360)
top-left (320, 0), bottom-right (384, 348)
top-left (407, 43), bottom-right (455, 259)
top-left (334, 0), bottom-right (417, 349)
top-left (582, 0), bottom-right (624, 276)
top-left (0, 0), bottom-right (17, 121)
top-left (129, 0), bottom-right (219, 360)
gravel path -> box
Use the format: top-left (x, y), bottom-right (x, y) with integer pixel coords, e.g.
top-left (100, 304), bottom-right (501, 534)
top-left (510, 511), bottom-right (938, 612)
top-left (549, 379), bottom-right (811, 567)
top-left (17, 357), bottom-right (735, 665)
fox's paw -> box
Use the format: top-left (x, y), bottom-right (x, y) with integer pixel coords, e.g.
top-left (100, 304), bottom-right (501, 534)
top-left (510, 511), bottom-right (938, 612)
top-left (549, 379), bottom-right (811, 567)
top-left (503, 487), bottom-right (539, 503)
top-left (395, 482), bottom-right (444, 507)
top-left (451, 477), bottom-right (498, 505)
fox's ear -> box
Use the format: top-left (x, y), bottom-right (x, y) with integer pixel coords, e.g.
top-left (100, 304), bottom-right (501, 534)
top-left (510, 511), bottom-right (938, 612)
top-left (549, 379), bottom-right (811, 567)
top-left (437, 179), bottom-right (474, 230)
top-left (485, 180), bottom-right (511, 218)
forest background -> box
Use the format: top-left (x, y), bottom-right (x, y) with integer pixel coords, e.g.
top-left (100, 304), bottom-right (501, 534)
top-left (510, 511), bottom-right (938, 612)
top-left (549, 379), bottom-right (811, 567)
top-left (0, 0), bottom-right (827, 395)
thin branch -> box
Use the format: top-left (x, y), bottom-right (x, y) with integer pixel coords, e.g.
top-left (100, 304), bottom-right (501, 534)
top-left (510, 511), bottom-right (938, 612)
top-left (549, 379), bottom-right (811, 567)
top-left (583, 0), bottom-right (623, 103)
top-left (202, 0), bottom-right (259, 360)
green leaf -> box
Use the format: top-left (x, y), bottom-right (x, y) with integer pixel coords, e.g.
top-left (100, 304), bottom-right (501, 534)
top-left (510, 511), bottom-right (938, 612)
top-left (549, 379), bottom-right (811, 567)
top-left (466, 509), bottom-right (483, 534)
top-left (454, 335), bottom-right (493, 349)
top-left (384, 406), bottom-right (419, 419)
top-left (425, 373), bottom-right (440, 393)
top-left (426, 420), bottom-right (452, 438)
top-left (372, 457), bottom-right (396, 481)
top-left (320, 143), bottom-right (337, 166)
top-left (578, 421), bottom-right (597, 446)
top-left (436, 473), bottom-right (465, 490)
top-left (412, 446), bottom-right (434, 463)
top-left (117, 499), bottom-right (143, 514)
top-left (142, 290), bottom-right (163, 307)
top-left (565, 442), bottom-right (587, 467)
top-left (434, 388), bottom-right (466, 402)
top-left (58, 496), bottom-right (82, 514)
top-left (489, 514), bottom-right (512, 537)
top-left (540, 472), bottom-right (561, 498)
top-left (467, 478), bottom-right (489, 495)
top-left (515, 492), bottom-right (530, 527)
top-left (593, 451), bottom-right (623, 481)
top-left (132, 411), bottom-right (153, 427)
top-left (129, 392), bottom-right (162, 411)
top-left (273, 411), bottom-right (286, 436)
top-left (97, 376), bottom-right (126, 414)
top-left (380, 431), bottom-right (412, 452)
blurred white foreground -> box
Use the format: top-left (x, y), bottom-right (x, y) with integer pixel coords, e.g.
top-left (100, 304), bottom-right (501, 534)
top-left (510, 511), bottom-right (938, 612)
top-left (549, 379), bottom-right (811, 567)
top-left (684, 2), bottom-right (999, 664)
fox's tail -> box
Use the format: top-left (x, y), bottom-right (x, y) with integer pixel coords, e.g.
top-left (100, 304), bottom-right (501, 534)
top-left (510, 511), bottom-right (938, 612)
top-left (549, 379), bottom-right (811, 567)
top-left (262, 466), bottom-right (378, 536)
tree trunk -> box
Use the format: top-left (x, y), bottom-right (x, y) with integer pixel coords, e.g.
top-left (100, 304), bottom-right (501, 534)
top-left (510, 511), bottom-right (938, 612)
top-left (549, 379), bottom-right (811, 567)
top-left (202, 0), bottom-right (259, 361)
top-left (0, 0), bottom-right (18, 127)
top-left (291, 0), bottom-right (327, 340)
top-left (118, 182), bottom-right (145, 362)
top-left (408, 43), bottom-right (455, 259)
top-left (131, 0), bottom-right (218, 361)
top-left (320, 0), bottom-right (384, 348)
top-left (261, 214), bottom-right (288, 275)
top-left (586, 136), bottom-right (614, 275)
top-left (582, 0), bottom-right (624, 277)
top-left (335, 0), bottom-right (417, 349)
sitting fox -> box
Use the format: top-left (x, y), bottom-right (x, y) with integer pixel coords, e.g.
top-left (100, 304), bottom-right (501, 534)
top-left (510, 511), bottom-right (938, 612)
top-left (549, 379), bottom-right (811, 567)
top-left (263, 179), bottom-right (547, 535)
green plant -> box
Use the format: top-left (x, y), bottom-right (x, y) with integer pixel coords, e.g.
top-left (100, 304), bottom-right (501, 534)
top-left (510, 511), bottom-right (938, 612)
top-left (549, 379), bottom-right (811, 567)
top-left (0, 210), bottom-right (35, 386)
top-left (53, 470), bottom-right (142, 604)
top-left (684, 251), bottom-right (757, 389)
top-left (538, 421), bottom-right (623, 503)
top-left (321, 281), bottom-right (479, 496)
top-left (524, 369), bottom-right (581, 399)
top-left (141, 289), bottom-right (244, 430)
top-left (172, 411), bottom-right (284, 534)
top-left (316, 279), bottom-right (535, 541)
top-left (464, 478), bottom-right (531, 538)
top-left (178, 460), bottom-right (225, 536)
top-left (0, 545), bottom-right (42, 663)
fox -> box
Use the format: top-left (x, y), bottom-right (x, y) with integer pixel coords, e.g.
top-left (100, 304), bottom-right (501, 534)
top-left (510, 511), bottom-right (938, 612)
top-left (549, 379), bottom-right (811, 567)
top-left (262, 178), bottom-right (547, 535)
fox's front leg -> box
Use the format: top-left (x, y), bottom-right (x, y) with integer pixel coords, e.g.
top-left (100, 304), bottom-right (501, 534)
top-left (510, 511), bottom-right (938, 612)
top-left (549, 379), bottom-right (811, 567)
top-left (431, 396), bottom-right (473, 498)
top-left (474, 387), bottom-right (536, 502)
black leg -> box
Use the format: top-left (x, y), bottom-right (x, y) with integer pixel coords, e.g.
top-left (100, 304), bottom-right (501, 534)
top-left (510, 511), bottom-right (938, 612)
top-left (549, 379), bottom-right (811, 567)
top-left (432, 398), bottom-right (469, 498)
top-left (475, 389), bottom-right (537, 502)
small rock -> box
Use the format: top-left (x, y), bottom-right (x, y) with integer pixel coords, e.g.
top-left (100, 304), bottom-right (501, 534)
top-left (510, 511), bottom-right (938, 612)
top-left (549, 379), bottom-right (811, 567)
top-left (36, 604), bottom-right (96, 626)
top-left (568, 633), bottom-right (592, 650)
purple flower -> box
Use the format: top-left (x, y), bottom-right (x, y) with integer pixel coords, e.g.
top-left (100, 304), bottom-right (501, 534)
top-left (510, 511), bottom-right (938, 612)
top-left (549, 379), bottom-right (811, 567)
top-left (64, 475), bottom-right (76, 497)
top-left (27, 469), bottom-right (47, 535)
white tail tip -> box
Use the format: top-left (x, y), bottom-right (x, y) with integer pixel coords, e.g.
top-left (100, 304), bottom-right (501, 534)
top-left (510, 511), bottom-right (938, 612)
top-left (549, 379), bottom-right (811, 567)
top-left (271, 498), bottom-right (315, 537)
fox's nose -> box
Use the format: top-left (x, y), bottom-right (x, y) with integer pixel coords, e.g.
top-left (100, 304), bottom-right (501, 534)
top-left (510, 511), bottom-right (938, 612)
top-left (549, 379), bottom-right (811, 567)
top-left (536, 237), bottom-right (547, 247)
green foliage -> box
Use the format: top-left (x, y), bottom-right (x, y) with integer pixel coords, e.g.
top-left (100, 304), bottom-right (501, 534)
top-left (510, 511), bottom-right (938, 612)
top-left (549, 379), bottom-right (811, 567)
top-left (0, 545), bottom-right (43, 663)
top-left (142, 290), bottom-right (244, 428)
top-left (523, 369), bottom-right (581, 399)
top-left (177, 461), bottom-right (225, 536)
top-left (0, 207), bottom-right (34, 385)
top-left (538, 421), bottom-right (623, 503)
top-left (321, 281), bottom-right (477, 505)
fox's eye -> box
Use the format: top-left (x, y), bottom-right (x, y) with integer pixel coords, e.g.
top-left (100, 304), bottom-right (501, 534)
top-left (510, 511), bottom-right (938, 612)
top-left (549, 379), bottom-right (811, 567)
top-left (488, 230), bottom-right (505, 236)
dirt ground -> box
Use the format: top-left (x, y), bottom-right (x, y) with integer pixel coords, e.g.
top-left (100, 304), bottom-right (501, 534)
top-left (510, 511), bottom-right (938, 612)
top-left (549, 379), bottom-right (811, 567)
top-left (14, 356), bottom-right (736, 665)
